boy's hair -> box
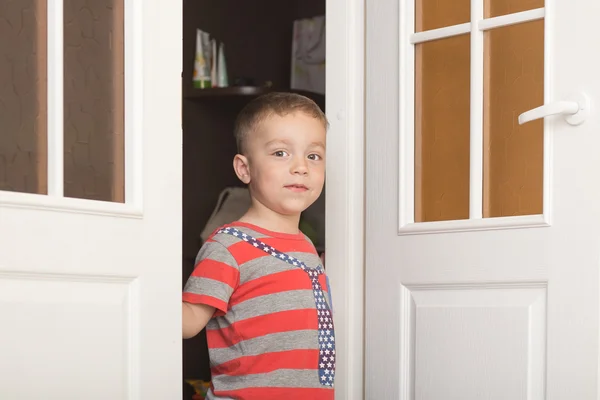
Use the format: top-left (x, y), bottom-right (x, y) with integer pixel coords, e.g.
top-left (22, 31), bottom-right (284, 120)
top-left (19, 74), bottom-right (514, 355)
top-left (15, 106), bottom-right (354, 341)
top-left (234, 92), bottom-right (328, 154)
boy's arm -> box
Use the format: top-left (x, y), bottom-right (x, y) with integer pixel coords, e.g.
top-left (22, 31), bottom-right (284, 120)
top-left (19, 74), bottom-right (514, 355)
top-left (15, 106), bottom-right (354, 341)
top-left (182, 301), bottom-right (215, 339)
top-left (182, 238), bottom-right (239, 339)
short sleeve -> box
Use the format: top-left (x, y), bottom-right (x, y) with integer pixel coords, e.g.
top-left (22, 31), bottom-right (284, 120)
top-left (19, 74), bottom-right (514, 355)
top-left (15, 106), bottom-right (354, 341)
top-left (182, 239), bottom-right (240, 314)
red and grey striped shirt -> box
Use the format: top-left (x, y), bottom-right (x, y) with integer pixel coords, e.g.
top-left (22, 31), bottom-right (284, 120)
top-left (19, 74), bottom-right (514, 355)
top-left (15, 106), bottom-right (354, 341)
top-left (182, 221), bottom-right (335, 400)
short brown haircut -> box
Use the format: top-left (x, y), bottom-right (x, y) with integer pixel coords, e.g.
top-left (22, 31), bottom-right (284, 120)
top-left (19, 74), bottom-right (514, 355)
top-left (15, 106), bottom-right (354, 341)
top-left (233, 92), bottom-right (328, 154)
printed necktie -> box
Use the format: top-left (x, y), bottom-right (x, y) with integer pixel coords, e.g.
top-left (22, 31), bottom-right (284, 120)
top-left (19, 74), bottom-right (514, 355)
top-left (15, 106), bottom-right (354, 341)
top-left (217, 226), bottom-right (336, 387)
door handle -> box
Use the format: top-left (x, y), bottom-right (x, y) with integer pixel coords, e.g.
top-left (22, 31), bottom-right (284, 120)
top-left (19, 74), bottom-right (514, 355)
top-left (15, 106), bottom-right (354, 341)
top-left (518, 92), bottom-right (590, 126)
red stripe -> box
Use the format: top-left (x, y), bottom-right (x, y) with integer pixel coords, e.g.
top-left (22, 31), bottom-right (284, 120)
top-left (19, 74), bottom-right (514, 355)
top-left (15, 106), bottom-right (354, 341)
top-left (182, 293), bottom-right (227, 314)
top-left (212, 349), bottom-right (319, 376)
top-left (191, 259), bottom-right (239, 289)
top-left (229, 269), bottom-right (329, 306)
top-left (318, 274), bottom-right (328, 291)
top-left (230, 269), bottom-right (311, 305)
top-left (206, 309), bottom-right (318, 348)
top-left (212, 386), bottom-right (333, 400)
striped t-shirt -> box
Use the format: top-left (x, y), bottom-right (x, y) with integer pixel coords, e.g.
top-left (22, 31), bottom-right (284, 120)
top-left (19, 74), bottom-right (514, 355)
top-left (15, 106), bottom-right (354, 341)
top-left (182, 221), bottom-right (335, 400)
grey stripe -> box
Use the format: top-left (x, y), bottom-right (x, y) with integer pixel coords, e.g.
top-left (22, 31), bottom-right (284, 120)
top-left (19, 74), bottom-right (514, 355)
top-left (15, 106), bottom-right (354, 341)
top-left (239, 254), bottom-right (294, 284)
top-left (194, 241), bottom-right (239, 270)
top-left (231, 289), bottom-right (317, 321)
top-left (206, 289), bottom-right (316, 331)
top-left (184, 276), bottom-right (234, 305)
top-left (239, 251), bottom-right (322, 284)
top-left (211, 369), bottom-right (330, 391)
top-left (206, 313), bottom-right (237, 331)
top-left (210, 329), bottom-right (318, 366)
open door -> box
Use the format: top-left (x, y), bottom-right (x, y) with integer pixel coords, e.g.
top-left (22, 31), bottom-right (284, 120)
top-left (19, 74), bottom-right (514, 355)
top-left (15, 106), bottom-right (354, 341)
top-left (0, 0), bottom-right (182, 398)
top-left (366, 0), bottom-right (600, 398)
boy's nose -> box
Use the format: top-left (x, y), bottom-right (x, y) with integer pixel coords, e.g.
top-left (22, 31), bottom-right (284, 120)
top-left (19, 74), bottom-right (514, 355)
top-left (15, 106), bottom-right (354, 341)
top-left (291, 158), bottom-right (309, 175)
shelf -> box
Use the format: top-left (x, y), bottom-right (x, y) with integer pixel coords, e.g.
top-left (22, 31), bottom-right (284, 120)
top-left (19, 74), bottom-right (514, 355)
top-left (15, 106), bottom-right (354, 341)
top-left (183, 86), bottom-right (325, 105)
top-left (184, 86), bottom-right (273, 98)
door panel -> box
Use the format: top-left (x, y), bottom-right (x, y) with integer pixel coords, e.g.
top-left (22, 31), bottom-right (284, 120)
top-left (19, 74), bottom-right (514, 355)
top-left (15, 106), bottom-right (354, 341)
top-left (0, 0), bottom-right (182, 398)
top-left (366, 0), bottom-right (600, 398)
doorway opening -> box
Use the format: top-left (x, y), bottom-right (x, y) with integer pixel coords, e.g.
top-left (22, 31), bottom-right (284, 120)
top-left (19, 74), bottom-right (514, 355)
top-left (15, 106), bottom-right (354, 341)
top-left (180, 1), bottom-right (326, 398)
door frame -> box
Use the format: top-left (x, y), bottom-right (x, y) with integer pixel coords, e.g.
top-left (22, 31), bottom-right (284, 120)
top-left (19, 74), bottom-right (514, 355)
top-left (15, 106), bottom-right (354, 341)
top-left (325, 0), bottom-right (365, 398)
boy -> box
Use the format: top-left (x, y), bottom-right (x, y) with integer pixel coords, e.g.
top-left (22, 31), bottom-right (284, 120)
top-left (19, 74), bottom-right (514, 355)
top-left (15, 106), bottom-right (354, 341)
top-left (182, 92), bottom-right (335, 399)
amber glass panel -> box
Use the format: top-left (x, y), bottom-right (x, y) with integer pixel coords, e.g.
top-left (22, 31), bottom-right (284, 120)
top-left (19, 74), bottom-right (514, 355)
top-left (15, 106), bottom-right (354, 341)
top-left (0, 0), bottom-right (47, 194)
top-left (485, 0), bottom-right (544, 18)
top-left (416, 0), bottom-right (470, 32)
top-left (64, 0), bottom-right (124, 202)
top-left (483, 20), bottom-right (544, 217)
top-left (415, 34), bottom-right (471, 222)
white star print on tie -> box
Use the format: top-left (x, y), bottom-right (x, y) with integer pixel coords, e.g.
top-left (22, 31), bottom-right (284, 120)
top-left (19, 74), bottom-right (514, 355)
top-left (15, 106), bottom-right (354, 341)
top-left (217, 227), bottom-right (336, 387)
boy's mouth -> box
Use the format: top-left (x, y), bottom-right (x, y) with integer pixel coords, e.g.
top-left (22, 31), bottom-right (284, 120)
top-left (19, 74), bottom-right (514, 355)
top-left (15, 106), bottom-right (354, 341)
top-left (285, 184), bottom-right (309, 192)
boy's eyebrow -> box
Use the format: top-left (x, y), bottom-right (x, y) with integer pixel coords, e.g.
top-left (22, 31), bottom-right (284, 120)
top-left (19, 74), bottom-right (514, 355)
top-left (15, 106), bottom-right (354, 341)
top-left (264, 139), bottom-right (326, 148)
top-left (265, 139), bottom-right (290, 147)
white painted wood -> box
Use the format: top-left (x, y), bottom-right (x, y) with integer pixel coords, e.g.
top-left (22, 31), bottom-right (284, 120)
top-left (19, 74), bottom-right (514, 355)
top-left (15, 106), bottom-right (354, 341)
top-left (398, 214), bottom-right (548, 235)
top-left (470, 0), bottom-right (484, 219)
top-left (47, 0), bottom-right (64, 197)
top-left (0, 190), bottom-right (142, 217)
top-left (412, 283), bottom-right (546, 399)
top-left (410, 9), bottom-right (545, 45)
top-left (0, 0), bottom-right (182, 399)
top-left (124, 0), bottom-right (144, 207)
top-left (366, 0), bottom-right (600, 399)
top-left (410, 23), bottom-right (471, 44)
top-left (479, 8), bottom-right (545, 31)
top-left (325, 0), bottom-right (365, 396)
top-left (399, 0), bottom-right (416, 227)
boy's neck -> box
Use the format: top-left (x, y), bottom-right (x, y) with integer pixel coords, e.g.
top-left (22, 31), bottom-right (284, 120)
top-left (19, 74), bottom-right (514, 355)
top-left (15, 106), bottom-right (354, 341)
top-left (239, 202), bottom-right (301, 235)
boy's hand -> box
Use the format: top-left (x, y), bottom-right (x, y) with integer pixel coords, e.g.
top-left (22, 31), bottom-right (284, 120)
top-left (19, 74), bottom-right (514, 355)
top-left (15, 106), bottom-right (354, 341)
top-left (182, 302), bottom-right (215, 339)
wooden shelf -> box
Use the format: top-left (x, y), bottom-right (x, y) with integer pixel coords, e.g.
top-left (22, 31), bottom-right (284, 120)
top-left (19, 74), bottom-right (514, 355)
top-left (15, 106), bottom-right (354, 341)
top-left (183, 86), bottom-right (325, 105)
top-left (184, 86), bottom-right (272, 98)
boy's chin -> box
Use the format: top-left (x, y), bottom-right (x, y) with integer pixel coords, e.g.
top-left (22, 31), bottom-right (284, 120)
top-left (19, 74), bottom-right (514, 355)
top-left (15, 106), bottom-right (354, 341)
top-left (274, 199), bottom-right (316, 217)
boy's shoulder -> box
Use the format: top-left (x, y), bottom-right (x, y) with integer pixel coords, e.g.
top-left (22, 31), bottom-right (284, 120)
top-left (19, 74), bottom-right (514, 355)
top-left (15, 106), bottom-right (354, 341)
top-left (206, 222), bottom-right (274, 245)
top-left (202, 221), bottom-right (316, 259)
top-left (208, 222), bottom-right (312, 242)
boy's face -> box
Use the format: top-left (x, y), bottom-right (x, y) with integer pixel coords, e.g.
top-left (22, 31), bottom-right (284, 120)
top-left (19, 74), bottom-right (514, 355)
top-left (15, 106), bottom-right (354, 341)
top-left (235, 112), bottom-right (326, 217)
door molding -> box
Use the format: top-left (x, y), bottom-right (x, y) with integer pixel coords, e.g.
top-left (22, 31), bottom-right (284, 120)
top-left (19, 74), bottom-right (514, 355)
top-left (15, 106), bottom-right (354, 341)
top-left (325, 0), bottom-right (365, 397)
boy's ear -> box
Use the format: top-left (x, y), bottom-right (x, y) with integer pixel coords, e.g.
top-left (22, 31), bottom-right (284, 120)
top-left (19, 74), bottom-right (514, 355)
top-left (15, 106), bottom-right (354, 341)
top-left (233, 154), bottom-right (251, 184)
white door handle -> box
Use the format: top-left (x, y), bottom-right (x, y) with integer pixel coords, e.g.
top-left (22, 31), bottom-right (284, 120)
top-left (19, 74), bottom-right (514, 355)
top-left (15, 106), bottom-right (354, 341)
top-left (518, 92), bottom-right (590, 126)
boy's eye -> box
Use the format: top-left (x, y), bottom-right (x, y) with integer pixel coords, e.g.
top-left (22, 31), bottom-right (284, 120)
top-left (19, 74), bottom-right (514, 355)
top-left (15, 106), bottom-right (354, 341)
top-left (308, 154), bottom-right (322, 161)
top-left (274, 150), bottom-right (288, 157)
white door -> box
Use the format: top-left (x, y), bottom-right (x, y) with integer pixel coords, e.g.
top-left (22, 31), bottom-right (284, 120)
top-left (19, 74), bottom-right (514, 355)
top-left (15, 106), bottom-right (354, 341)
top-left (0, 1), bottom-right (182, 399)
top-left (366, 0), bottom-right (600, 398)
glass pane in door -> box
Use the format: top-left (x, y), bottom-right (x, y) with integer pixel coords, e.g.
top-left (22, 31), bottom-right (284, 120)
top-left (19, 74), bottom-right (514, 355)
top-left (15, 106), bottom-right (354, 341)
top-left (0, 0), bottom-right (48, 194)
top-left (415, 34), bottom-right (471, 222)
top-left (485, 0), bottom-right (544, 18)
top-left (63, 0), bottom-right (125, 202)
top-left (483, 19), bottom-right (544, 217)
top-left (415, 0), bottom-right (470, 32)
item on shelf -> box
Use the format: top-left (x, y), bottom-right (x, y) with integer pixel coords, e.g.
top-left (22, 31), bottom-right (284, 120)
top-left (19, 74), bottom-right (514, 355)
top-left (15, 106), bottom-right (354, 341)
top-left (291, 15), bottom-right (326, 95)
top-left (211, 39), bottom-right (218, 87)
top-left (193, 29), bottom-right (212, 88)
top-left (217, 42), bottom-right (229, 87)
top-left (200, 187), bottom-right (252, 243)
